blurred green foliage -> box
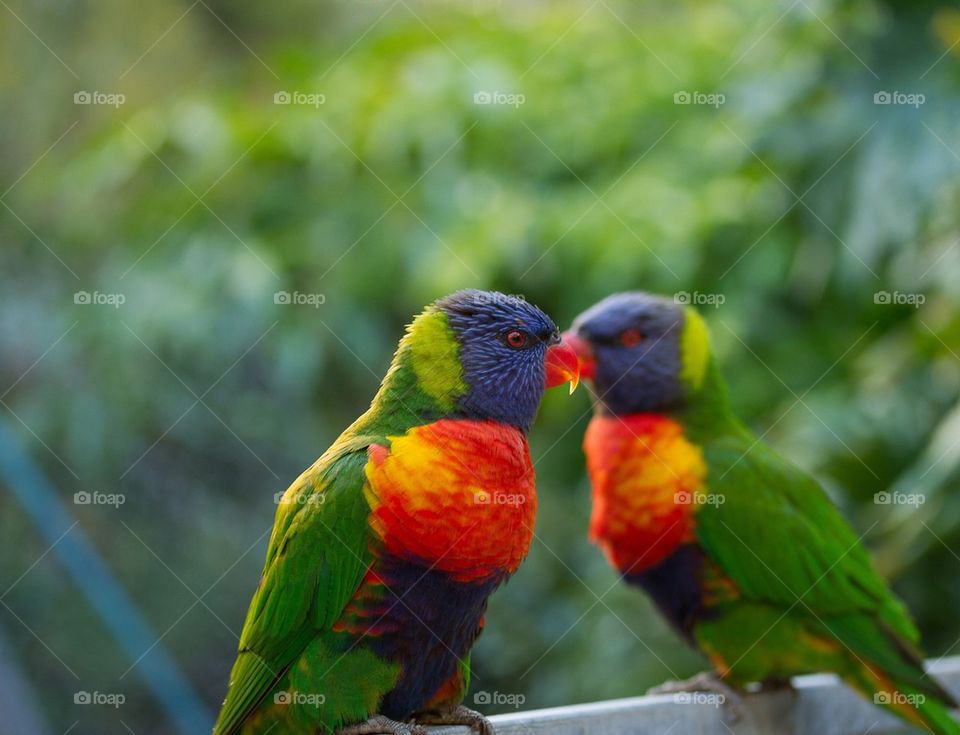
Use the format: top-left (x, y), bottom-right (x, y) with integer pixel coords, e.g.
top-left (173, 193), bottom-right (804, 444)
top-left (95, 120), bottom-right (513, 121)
top-left (2, 0), bottom-right (960, 733)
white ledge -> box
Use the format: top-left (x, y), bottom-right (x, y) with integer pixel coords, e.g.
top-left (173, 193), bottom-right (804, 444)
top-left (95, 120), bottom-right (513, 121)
top-left (431, 656), bottom-right (960, 735)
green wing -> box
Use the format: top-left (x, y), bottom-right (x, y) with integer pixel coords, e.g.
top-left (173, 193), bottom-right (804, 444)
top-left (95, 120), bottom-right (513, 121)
top-left (694, 434), bottom-right (940, 692)
top-left (213, 436), bottom-right (377, 735)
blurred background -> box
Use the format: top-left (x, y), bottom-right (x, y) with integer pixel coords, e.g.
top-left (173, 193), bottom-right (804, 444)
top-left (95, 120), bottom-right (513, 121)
top-left (2, 0), bottom-right (960, 732)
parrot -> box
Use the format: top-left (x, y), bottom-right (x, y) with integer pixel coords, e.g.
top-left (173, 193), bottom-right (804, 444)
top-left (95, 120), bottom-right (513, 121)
top-left (563, 291), bottom-right (959, 735)
top-left (213, 289), bottom-right (580, 735)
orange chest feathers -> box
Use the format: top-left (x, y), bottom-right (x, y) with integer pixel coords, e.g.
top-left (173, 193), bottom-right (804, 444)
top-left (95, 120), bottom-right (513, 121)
top-left (364, 419), bottom-right (537, 583)
top-left (584, 414), bottom-right (707, 574)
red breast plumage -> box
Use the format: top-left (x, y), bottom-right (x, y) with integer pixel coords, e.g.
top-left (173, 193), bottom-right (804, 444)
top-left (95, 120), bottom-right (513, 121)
top-left (584, 413), bottom-right (706, 574)
top-left (364, 418), bottom-right (537, 582)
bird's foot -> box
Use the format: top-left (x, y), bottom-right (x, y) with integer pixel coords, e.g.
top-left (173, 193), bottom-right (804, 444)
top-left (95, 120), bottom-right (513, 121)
top-left (337, 714), bottom-right (428, 735)
top-left (412, 704), bottom-right (495, 735)
top-left (648, 671), bottom-right (746, 723)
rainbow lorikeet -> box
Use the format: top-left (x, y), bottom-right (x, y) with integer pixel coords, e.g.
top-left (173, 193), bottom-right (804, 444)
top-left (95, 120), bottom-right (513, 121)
top-left (213, 290), bottom-right (579, 735)
top-left (564, 292), bottom-right (959, 735)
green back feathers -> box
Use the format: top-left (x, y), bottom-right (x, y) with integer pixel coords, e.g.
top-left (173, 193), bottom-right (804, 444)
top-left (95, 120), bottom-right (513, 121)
top-left (214, 451), bottom-right (375, 735)
top-left (677, 321), bottom-right (957, 727)
top-left (215, 305), bottom-right (474, 735)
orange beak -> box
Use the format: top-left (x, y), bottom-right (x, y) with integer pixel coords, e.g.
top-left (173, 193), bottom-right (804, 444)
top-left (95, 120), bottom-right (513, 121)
top-left (560, 331), bottom-right (596, 381)
top-left (545, 338), bottom-right (581, 393)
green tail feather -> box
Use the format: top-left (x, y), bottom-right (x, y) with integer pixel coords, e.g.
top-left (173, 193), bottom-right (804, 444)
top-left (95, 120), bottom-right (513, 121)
top-left (213, 651), bottom-right (289, 735)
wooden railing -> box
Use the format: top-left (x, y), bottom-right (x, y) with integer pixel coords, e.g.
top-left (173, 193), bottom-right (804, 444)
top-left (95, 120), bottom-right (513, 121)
top-left (433, 656), bottom-right (960, 735)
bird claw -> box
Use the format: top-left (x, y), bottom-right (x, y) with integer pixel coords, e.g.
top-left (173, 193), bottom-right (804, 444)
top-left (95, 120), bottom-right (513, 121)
top-left (648, 671), bottom-right (746, 723)
top-left (337, 714), bottom-right (428, 735)
top-left (412, 704), bottom-right (496, 735)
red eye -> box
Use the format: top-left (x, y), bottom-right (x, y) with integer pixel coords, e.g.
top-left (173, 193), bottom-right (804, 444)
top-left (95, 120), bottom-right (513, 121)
top-left (620, 329), bottom-right (643, 347)
top-left (506, 330), bottom-right (529, 349)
